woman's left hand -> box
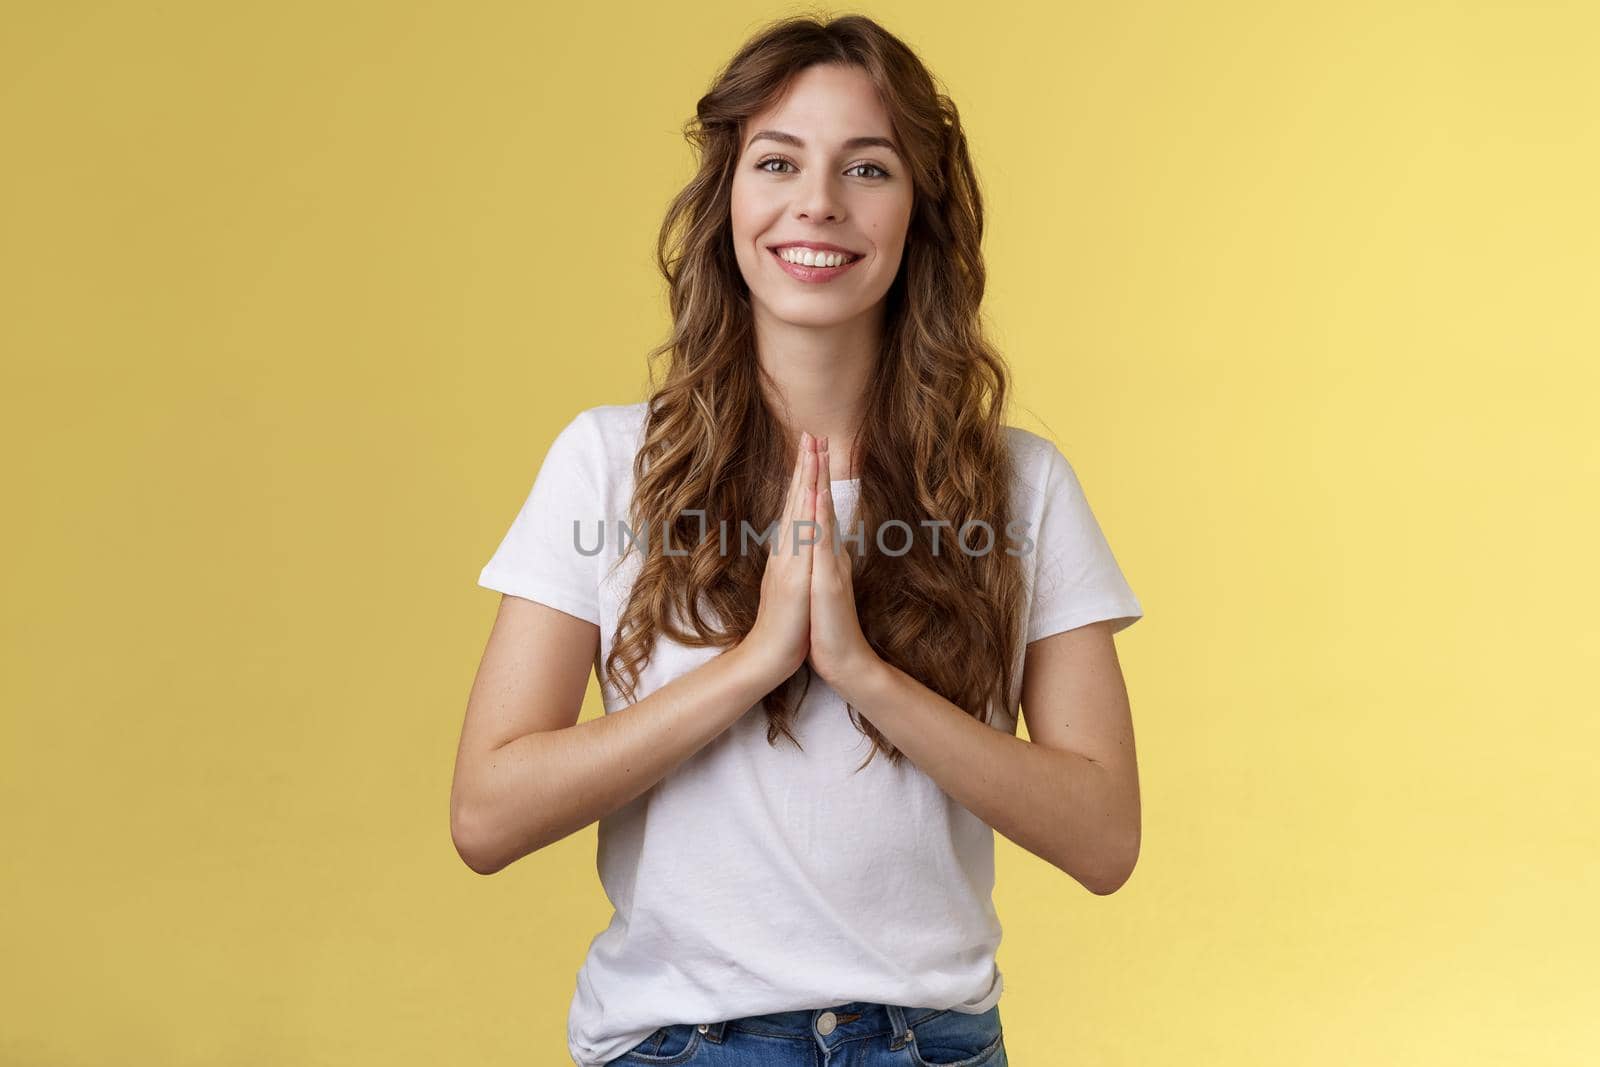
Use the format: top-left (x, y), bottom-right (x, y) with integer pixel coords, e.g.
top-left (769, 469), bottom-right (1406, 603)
top-left (806, 436), bottom-right (881, 687)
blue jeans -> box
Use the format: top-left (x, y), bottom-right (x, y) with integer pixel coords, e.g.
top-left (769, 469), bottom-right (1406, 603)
top-left (604, 1000), bottom-right (1006, 1066)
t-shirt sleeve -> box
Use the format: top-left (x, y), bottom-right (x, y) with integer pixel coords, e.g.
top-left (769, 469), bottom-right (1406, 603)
top-left (1025, 444), bottom-right (1144, 643)
top-left (477, 410), bottom-right (604, 625)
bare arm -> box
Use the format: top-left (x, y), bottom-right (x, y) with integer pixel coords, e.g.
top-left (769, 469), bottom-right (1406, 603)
top-left (449, 595), bottom-right (786, 875)
top-left (835, 618), bottom-right (1141, 894)
top-left (451, 432), bottom-right (823, 875)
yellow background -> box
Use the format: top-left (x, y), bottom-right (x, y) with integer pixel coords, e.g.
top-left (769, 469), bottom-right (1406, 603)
top-left (3, 1), bottom-right (1596, 1063)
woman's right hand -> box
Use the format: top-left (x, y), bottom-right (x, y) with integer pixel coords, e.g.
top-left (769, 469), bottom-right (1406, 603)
top-left (740, 430), bottom-right (819, 685)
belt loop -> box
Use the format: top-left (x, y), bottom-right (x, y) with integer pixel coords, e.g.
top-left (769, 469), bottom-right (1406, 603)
top-left (886, 1004), bottom-right (910, 1050)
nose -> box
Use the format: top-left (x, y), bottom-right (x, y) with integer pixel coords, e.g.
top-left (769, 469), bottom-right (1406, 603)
top-left (793, 171), bottom-right (845, 223)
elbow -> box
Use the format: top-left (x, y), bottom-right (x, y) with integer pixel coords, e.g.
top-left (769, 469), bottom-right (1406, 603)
top-left (450, 797), bottom-right (508, 876)
top-left (1084, 828), bottom-right (1141, 896)
top-left (1085, 865), bottom-right (1134, 896)
top-left (455, 839), bottom-right (502, 878)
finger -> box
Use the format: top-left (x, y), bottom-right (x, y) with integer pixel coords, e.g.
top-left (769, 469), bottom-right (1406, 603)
top-left (772, 431), bottom-right (811, 559)
top-left (821, 441), bottom-right (854, 585)
top-left (795, 435), bottom-right (818, 561)
top-left (780, 438), bottom-right (816, 560)
top-left (816, 439), bottom-right (836, 568)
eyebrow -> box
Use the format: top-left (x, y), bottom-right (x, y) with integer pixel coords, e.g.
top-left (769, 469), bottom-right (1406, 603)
top-left (745, 129), bottom-right (902, 159)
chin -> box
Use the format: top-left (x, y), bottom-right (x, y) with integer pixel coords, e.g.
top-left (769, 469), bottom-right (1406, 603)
top-left (767, 300), bottom-right (867, 328)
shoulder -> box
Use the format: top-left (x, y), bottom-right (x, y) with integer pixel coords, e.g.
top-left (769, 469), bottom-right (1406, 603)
top-left (558, 400), bottom-right (649, 441)
top-left (549, 400), bottom-right (650, 486)
top-left (1001, 424), bottom-right (1069, 499)
top-left (571, 399), bottom-right (650, 435)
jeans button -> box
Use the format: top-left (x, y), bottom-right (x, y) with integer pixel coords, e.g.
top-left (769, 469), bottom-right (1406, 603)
top-left (697, 1024), bottom-right (708, 1034)
top-left (816, 1011), bottom-right (837, 1036)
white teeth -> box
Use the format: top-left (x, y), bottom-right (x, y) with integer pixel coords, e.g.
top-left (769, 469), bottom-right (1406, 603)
top-left (778, 247), bottom-right (855, 267)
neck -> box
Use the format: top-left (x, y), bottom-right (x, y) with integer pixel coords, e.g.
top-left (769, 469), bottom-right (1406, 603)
top-left (752, 301), bottom-right (881, 480)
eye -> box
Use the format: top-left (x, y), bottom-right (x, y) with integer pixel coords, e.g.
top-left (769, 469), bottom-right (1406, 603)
top-left (754, 156), bottom-right (892, 179)
top-left (846, 162), bottom-right (891, 179)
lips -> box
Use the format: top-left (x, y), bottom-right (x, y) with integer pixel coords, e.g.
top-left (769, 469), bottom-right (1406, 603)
top-left (768, 246), bottom-right (864, 284)
top-left (767, 242), bottom-right (864, 257)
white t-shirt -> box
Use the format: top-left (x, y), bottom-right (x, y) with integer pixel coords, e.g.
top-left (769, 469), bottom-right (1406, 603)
top-left (477, 400), bottom-right (1143, 1067)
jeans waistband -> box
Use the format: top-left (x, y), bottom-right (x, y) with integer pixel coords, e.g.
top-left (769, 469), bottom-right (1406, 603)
top-left (698, 1001), bottom-right (951, 1051)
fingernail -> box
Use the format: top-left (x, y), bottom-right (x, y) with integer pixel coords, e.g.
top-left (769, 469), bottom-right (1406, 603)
top-left (800, 431), bottom-right (810, 449)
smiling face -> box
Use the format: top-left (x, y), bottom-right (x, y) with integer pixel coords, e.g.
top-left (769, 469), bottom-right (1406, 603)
top-left (730, 63), bottom-right (914, 328)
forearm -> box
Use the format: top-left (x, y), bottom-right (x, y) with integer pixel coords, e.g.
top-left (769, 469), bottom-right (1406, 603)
top-left (837, 659), bottom-right (1139, 893)
top-left (460, 642), bottom-right (781, 874)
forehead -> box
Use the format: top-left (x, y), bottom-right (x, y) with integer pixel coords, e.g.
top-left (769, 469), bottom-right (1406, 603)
top-left (743, 64), bottom-right (893, 147)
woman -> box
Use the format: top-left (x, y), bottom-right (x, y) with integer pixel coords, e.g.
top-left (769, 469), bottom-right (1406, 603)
top-left (452, 14), bottom-right (1144, 1067)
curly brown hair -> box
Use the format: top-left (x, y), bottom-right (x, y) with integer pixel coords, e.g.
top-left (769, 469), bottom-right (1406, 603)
top-left (602, 13), bottom-right (1027, 771)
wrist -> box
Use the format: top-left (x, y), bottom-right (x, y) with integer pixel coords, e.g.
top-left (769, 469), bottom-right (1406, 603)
top-left (828, 649), bottom-right (894, 707)
top-left (729, 638), bottom-right (796, 693)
